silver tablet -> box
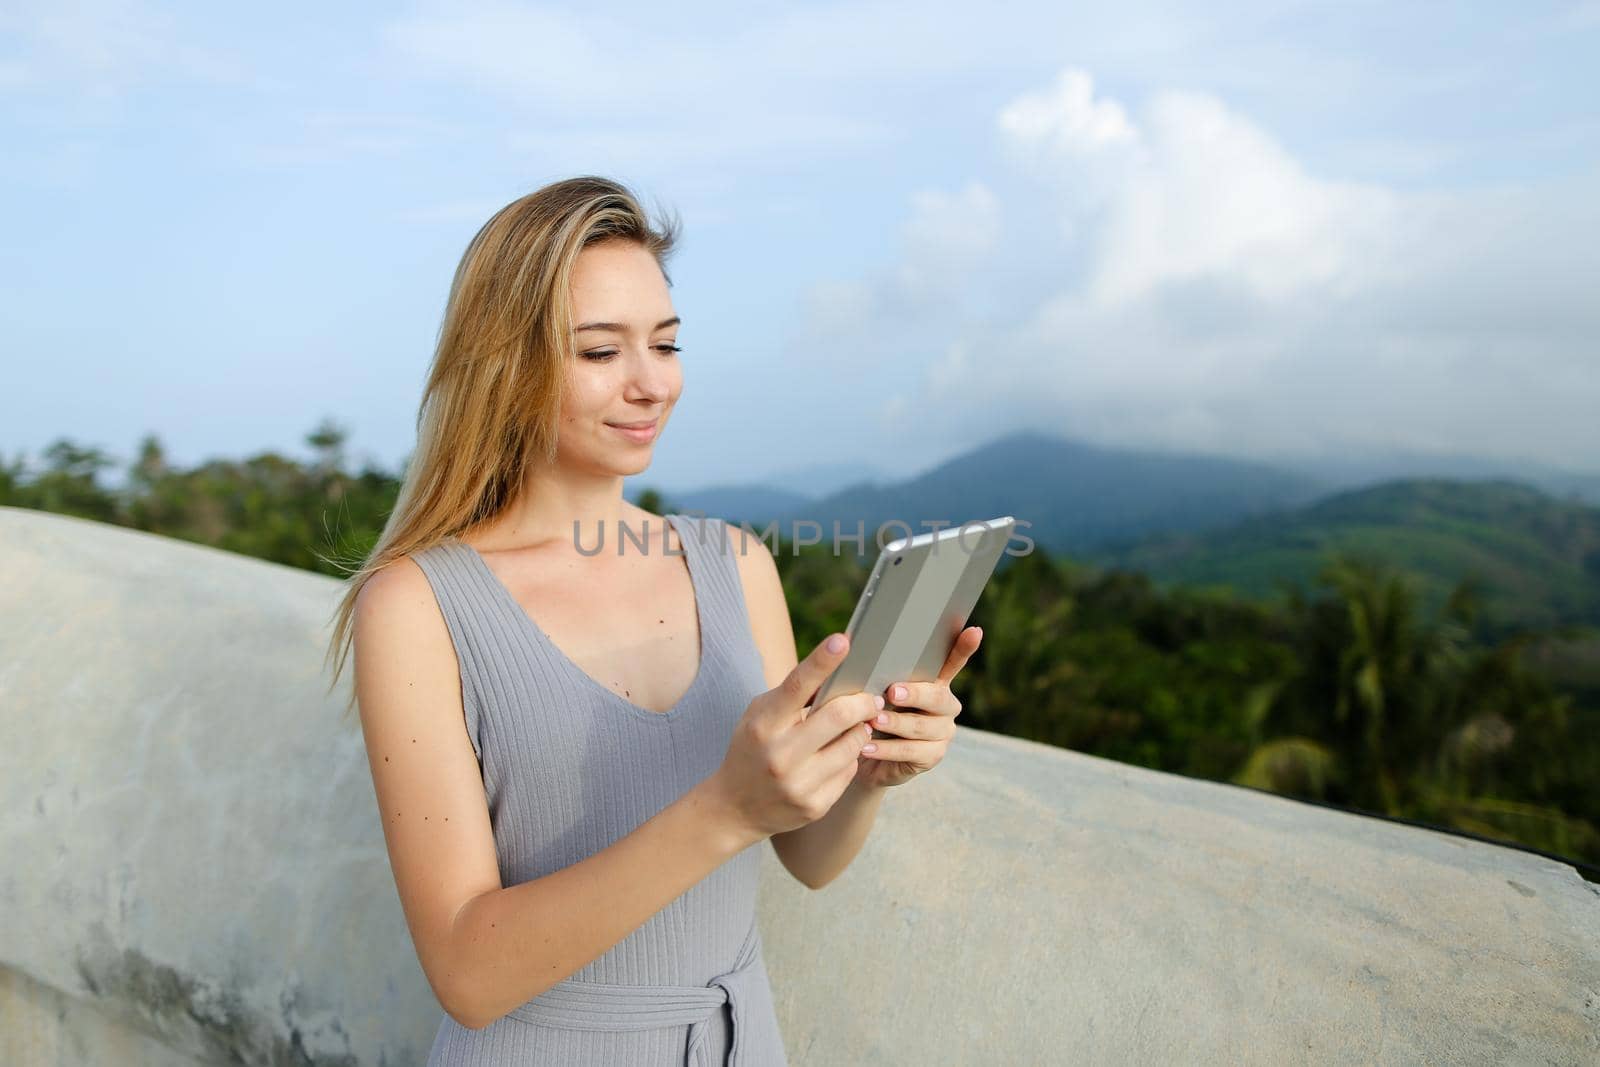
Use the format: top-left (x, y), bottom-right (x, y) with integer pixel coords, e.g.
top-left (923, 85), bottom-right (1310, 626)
top-left (809, 516), bottom-right (1015, 720)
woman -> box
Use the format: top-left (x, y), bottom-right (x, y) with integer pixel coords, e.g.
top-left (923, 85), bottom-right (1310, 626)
top-left (323, 176), bottom-right (982, 1064)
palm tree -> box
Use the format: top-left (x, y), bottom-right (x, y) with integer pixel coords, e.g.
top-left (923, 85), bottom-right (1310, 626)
top-left (963, 550), bottom-right (1078, 744)
top-left (1249, 555), bottom-right (1476, 815)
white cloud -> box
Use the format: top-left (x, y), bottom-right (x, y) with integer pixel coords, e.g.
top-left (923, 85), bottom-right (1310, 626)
top-left (800, 278), bottom-right (878, 340)
top-left (1001, 70), bottom-right (1401, 305)
top-left (235, 112), bottom-right (468, 169)
top-left (1565, 1), bottom-right (1600, 28)
top-left (892, 182), bottom-right (1001, 304)
top-left (394, 196), bottom-right (519, 226)
top-left (382, 0), bottom-right (1079, 114)
top-left (998, 69), bottom-right (1138, 157)
top-left (383, 3), bottom-right (628, 112)
top-left (0, 0), bottom-right (252, 102)
top-left (926, 341), bottom-right (971, 397)
top-left (798, 67), bottom-right (1600, 470)
top-left (382, 2), bottom-right (899, 174)
top-left (788, 180), bottom-right (1002, 392)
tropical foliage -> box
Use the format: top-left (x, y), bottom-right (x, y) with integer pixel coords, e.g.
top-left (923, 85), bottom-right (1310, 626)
top-left (5, 426), bottom-right (1596, 868)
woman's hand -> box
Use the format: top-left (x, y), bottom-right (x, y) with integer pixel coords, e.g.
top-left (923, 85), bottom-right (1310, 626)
top-left (853, 626), bottom-right (982, 789)
top-left (712, 633), bottom-right (883, 840)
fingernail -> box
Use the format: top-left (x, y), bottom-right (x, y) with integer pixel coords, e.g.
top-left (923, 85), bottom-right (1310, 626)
top-left (876, 712), bottom-right (888, 725)
top-left (874, 694), bottom-right (885, 710)
top-left (826, 634), bottom-right (846, 653)
top-left (892, 685), bottom-right (906, 702)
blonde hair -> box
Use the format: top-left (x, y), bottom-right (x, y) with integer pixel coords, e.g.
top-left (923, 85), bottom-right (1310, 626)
top-left (321, 176), bottom-right (681, 718)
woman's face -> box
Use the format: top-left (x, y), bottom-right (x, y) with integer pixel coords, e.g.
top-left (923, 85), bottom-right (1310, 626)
top-left (556, 239), bottom-right (682, 475)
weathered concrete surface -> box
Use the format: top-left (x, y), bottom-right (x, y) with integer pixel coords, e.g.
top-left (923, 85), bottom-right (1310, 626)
top-left (3, 504), bottom-right (1598, 1066)
top-left (2, 962), bottom-right (212, 1066)
top-left (3, 508), bottom-right (414, 1065)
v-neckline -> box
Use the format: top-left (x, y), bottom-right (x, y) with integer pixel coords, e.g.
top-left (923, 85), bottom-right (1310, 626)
top-left (453, 513), bottom-right (710, 721)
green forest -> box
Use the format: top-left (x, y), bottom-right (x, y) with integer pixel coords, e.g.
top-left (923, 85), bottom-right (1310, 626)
top-left (5, 423), bottom-right (1597, 871)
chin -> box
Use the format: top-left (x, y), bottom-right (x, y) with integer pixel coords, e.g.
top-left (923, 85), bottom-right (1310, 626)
top-left (608, 447), bottom-right (655, 475)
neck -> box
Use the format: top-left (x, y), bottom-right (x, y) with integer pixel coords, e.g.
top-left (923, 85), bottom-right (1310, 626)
top-left (473, 462), bottom-right (660, 555)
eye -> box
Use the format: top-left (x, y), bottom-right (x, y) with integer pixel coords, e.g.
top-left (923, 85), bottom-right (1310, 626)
top-left (579, 344), bottom-right (681, 362)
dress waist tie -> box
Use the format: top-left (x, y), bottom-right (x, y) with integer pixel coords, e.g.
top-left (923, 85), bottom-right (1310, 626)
top-left (505, 919), bottom-right (765, 1066)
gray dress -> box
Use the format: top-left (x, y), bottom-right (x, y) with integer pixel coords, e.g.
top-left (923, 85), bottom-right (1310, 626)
top-left (409, 513), bottom-right (788, 1065)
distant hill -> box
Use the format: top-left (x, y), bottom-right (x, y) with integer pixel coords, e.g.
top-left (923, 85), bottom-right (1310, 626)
top-left (757, 430), bottom-right (1325, 557)
top-left (1111, 479), bottom-right (1600, 632)
top-left (630, 462), bottom-right (888, 523)
top-left (751, 459), bottom-right (888, 500)
top-left (641, 484), bottom-right (813, 527)
top-left (1291, 451), bottom-right (1600, 507)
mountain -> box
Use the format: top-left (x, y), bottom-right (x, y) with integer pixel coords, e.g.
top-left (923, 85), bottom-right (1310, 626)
top-left (761, 430), bottom-right (1326, 558)
top-left (1110, 479), bottom-right (1600, 632)
top-left (642, 484), bottom-right (813, 527)
top-left (639, 432), bottom-right (1600, 636)
top-left (627, 462), bottom-right (888, 524)
top-left (752, 460), bottom-right (888, 500)
top-left (1291, 451), bottom-right (1600, 506)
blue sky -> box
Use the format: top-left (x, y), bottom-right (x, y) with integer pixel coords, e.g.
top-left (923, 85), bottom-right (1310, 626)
top-left (4, 1), bottom-right (1598, 494)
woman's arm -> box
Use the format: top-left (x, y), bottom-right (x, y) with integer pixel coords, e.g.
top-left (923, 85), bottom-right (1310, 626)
top-left (728, 523), bottom-right (889, 891)
top-left (354, 560), bottom-right (764, 1031)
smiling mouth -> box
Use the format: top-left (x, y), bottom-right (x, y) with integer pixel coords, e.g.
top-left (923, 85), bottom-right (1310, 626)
top-left (607, 419), bottom-right (659, 429)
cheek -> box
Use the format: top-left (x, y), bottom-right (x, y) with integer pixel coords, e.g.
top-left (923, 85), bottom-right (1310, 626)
top-left (561, 376), bottom-right (609, 420)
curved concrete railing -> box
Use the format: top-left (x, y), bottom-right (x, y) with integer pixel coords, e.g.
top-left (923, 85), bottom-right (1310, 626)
top-left (3, 505), bottom-right (1597, 1065)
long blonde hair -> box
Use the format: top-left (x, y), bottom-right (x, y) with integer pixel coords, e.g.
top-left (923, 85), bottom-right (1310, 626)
top-left (322, 176), bottom-right (681, 718)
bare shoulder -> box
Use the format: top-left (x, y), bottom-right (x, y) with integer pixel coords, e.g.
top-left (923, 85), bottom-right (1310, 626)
top-left (711, 518), bottom-right (796, 689)
top-left (350, 556), bottom-right (473, 755)
top-left (352, 553), bottom-right (501, 1019)
top-left (353, 556), bottom-right (461, 699)
top-left (352, 551), bottom-right (482, 778)
top-left (355, 552), bottom-right (437, 628)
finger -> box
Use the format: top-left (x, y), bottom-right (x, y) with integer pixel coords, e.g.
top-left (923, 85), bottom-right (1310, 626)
top-left (772, 632), bottom-right (852, 720)
top-left (870, 707), bottom-right (957, 741)
top-left (804, 715), bottom-right (877, 788)
top-left (884, 680), bottom-right (961, 718)
top-left (936, 626), bottom-right (983, 684)
top-left (792, 690), bottom-right (880, 757)
top-left (858, 736), bottom-right (940, 768)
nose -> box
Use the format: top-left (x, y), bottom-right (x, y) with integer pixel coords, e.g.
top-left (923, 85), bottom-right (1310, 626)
top-left (623, 345), bottom-right (674, 404)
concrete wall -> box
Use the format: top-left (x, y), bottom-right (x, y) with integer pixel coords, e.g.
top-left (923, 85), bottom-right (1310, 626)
top-left (3, 504), bottom-right (1597, 1066)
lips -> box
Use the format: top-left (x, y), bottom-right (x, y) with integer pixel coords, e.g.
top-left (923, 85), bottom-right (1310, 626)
top-left (607, 419), bottom-right (659, 429)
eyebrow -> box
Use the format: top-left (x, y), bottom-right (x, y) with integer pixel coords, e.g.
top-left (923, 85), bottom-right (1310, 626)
top-left (573, 316), bottom-right (681, 334)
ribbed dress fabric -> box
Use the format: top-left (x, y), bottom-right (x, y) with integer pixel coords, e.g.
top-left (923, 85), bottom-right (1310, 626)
top-left (408, 513), bottom-right (788, 1065)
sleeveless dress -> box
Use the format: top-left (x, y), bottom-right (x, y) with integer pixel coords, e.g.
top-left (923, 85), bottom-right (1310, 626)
top-left (408, 513), bottom-right (788, 1066)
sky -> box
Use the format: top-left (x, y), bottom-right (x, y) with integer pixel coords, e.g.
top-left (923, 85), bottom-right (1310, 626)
top-left (4, 1), bottom-right (1598, 494)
